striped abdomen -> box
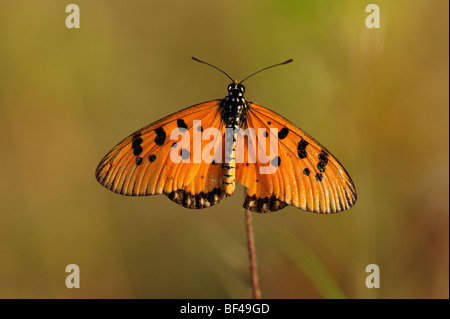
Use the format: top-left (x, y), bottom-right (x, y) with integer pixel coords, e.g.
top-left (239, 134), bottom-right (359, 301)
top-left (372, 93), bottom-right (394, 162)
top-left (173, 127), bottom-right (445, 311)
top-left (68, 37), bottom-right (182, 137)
top-left (222, 132), bottom-right (237, 196)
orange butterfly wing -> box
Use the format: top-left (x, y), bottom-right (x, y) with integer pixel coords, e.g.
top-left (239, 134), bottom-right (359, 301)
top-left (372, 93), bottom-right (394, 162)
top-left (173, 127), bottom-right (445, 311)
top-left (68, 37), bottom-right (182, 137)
top-left (95, 100), bottom-right (226, 208)
top-left (236, 102), bottom-right (357, 213)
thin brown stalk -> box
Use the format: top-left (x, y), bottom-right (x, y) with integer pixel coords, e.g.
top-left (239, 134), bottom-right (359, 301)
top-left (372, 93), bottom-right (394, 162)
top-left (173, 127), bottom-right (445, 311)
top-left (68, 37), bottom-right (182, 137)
top-left (245, 208), bottom-right (261, 299)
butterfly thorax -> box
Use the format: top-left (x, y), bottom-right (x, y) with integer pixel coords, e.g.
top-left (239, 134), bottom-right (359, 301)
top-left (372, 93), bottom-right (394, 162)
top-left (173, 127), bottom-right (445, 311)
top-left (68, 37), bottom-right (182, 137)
top-left (220, 83), bottom-right (248, 197)
top-left (220, 83), bottom-right (248, 129)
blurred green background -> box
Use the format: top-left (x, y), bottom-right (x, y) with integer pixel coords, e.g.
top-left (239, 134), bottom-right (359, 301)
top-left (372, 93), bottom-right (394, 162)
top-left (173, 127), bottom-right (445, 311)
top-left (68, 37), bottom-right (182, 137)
top-left (0, 0), bottom-right (448, 299)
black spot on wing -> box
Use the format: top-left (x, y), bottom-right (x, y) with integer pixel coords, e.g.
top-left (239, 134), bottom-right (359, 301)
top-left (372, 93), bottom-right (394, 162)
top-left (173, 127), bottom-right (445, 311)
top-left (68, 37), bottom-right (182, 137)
top-left (154, 127), bottom-right (166, 146)
top-left (297, 139), bottom-right (309, 159)
top-left (271, 156), bottom-right (281, 167)
top-left (177, 119), bottom-right (188, 130)
top-left (278, 128), bottom-right (289, 140)
top-left (317, 163), bottom-right (326, 173)
top-left (181, 148), bottom-right (190, 160)
top-left (132, 137), bottom-right (143, 148)
top-left (135, 157), bottom-right (143, 165)
top-left (315, 173), bottom-right (323, 182)
top-left (148, 154), bottom-right (157, 162)
top-left (132, 136), bottom-right (144, 156)
top-left (318, 151), bottom-right (328, 162)
top-left (317, 150), bottom-right (329, 173)
top-left (303, 168), bottom-right (310, 176)
top-left (133, 146), bottom-right (143, 156)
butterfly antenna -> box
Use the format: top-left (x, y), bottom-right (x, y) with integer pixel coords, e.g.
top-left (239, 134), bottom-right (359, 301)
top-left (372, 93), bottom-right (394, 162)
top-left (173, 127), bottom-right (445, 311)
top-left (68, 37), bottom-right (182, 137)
top-left (240, 59), bottom-right (293, 84)
top-left (192, 57), bottom-right (235, 83)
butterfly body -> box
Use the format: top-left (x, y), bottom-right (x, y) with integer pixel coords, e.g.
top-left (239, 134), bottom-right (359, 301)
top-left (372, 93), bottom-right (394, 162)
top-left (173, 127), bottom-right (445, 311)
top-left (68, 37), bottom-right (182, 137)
top-left (96, 60), bottom-right (357, 214)
top-left (220, 83), bottom-right (248, 197)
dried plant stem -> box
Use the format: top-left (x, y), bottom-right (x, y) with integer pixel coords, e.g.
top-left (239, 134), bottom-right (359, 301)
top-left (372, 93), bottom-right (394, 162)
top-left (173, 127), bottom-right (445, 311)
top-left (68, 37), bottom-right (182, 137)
top-left (245, 208), bottom-right (261, 299)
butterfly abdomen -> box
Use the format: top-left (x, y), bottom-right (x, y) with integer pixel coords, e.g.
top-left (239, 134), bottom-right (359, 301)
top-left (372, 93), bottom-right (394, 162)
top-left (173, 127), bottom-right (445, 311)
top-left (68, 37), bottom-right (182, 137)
top-left (222, 134), bottom-right (237, 196)
top-left (220, 83), bottom-right (248, 196)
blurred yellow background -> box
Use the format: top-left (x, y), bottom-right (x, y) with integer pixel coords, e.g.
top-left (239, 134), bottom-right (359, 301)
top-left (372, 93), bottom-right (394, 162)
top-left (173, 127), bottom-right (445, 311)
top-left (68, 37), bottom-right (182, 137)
top-left (0, 0), bottom-right (448, 298)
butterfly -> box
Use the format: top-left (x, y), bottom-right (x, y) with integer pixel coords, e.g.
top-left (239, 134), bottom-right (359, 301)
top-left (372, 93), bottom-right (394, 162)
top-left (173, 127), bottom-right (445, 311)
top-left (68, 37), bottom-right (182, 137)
top-left (95, 57), bottom-right (357, 213)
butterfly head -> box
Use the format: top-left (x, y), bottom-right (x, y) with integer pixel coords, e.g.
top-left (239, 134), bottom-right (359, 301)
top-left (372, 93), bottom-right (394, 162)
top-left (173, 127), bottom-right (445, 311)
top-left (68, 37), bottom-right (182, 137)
top-left (227, 83), bottom-right (245, 97)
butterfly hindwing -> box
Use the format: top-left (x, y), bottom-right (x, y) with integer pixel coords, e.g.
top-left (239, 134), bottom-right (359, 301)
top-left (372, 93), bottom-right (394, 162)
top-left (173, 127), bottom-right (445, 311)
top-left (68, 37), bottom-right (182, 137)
top-left (95, 100), bottom-right (226, 208)
top-left (236, 102), bottom-right (357, 214)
